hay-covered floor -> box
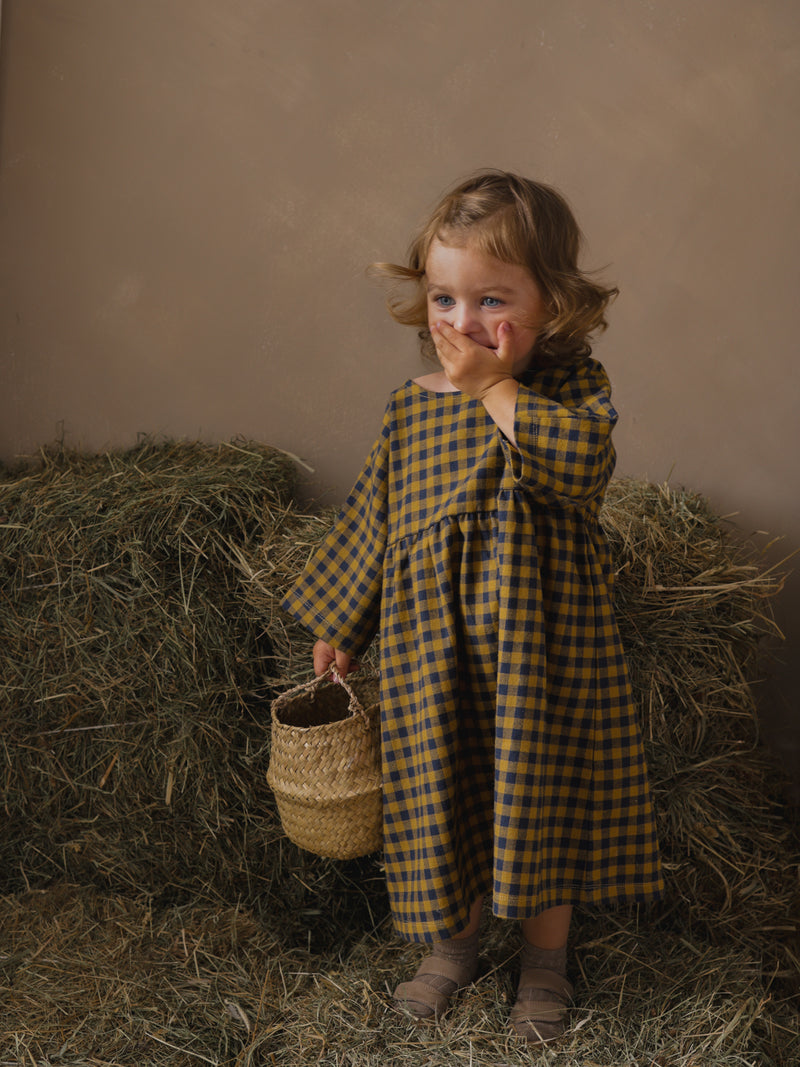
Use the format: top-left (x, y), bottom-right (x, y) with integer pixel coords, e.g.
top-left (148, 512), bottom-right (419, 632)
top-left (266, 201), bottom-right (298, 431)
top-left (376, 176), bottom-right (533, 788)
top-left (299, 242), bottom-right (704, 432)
top-left (1, 884), bottom-right (796, 1066)
top-left (1, 441), bottom-right (798, 1065)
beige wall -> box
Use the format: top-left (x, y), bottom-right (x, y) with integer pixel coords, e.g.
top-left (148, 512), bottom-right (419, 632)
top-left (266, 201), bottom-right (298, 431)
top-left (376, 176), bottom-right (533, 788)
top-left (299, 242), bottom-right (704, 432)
top-left (1, 0), bottom-right (798, 778)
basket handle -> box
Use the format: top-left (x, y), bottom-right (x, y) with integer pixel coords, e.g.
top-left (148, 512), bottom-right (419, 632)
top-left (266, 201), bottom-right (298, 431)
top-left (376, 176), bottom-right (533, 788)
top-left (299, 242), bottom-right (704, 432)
top-left (276, 667), bottom-right (369, 721)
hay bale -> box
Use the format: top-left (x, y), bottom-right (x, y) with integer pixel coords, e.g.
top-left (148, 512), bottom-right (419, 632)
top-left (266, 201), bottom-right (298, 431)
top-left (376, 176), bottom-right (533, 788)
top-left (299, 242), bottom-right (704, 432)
top-left (228, 505), bottom-right (343, 683)
top-left (0, 438), bottom-right (298, 899)
top-left (601, 479), bottom-right (797, 964)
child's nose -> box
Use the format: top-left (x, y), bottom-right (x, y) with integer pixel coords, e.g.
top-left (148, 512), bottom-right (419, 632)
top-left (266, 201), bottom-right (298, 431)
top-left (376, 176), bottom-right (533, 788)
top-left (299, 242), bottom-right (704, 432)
top-left (453, 305), bottom-right (479, 333)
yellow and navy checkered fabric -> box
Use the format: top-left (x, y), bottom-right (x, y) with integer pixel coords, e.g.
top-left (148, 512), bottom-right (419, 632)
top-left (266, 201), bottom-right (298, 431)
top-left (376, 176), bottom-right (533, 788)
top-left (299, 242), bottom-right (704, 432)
top-left (282, 358), bottom-right (664, 942)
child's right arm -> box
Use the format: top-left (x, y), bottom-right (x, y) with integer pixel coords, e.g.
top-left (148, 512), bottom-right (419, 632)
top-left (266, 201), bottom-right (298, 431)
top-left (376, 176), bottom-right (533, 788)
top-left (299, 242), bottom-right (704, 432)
top-left (280, 404), bottom-right (392, 672)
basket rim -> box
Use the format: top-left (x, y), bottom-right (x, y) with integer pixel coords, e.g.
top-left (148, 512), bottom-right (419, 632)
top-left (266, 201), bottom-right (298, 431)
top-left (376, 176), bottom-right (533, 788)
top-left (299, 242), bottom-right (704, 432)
top-left (269, 711), bottom-right (381, 733)
top-left (270, 670), bottom-right (379, 728)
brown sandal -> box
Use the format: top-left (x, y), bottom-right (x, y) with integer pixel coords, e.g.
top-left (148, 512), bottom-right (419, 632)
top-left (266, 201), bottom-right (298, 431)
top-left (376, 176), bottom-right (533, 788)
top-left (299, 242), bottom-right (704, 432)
top-left (509, 966), bottom-right (573, 1044)
top-left (393, 954), bottom-right (478, 1019)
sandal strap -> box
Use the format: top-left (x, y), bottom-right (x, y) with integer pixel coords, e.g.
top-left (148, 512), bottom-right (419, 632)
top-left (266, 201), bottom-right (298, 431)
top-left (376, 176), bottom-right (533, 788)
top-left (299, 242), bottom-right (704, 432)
top-left (516, 966), bottom-right (573, 1003)
top-left (393, 977), bottom-right (448, 1015)
top-left (511, 993), bottom-right (570, 1022)
top-left (414, 955), bottom-right (475, 985)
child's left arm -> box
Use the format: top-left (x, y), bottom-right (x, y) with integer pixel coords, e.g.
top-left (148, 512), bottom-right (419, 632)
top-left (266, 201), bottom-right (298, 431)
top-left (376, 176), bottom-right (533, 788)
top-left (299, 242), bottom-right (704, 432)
top-left (432, 319), bottom-right (616, 509)
top-left (500, 360), bottom-right (617, 510)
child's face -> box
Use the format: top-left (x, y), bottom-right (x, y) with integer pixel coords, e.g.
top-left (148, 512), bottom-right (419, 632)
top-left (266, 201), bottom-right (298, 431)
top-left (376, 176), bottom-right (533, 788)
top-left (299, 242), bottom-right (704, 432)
top-left (425, 238), bottom-right (547, 375)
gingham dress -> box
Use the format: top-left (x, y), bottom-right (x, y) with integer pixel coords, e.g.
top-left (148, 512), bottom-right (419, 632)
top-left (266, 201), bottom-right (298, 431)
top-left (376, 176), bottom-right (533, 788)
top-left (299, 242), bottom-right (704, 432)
top-left (281, 358), bottom-right (664, 942)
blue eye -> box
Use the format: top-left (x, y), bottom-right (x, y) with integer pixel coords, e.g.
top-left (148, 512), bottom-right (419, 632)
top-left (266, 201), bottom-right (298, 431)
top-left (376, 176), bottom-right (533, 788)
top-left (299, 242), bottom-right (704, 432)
top-left (482, 296), bottom-right (503, 308)
top-left (433, 295), bottom-right (455, 308)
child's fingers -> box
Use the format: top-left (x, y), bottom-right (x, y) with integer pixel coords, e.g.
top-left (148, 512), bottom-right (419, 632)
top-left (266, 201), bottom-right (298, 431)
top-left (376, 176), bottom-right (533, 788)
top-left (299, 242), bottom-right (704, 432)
top-left (495, 321), bottom-right (516, 370)
top-left (333, 649), bottom-right (355, 678)
top-left (430, 321), bottom-right (465, 352)
top-left (430, 324), bottom-right (457, 374)
top-left (431, 322), bottom-right (476, 368)
top-left (313, 639), bottom-right (338, 676)
top-left (313, 640), bottom-right (357, 679)
top-left (433, 320), bottom-right (507, 363)
top-left (430, 321), bottom-right (450, 356)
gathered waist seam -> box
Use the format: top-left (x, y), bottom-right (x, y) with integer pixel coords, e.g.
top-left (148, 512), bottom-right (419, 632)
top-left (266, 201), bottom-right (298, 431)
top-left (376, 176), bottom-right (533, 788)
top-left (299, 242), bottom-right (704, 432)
top-left (386, 509), bottom-right (498, 551)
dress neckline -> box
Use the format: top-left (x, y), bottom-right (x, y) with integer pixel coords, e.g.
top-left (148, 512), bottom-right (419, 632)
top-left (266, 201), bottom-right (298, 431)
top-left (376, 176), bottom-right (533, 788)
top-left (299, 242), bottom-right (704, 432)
top-left (407, 371), bottom-right (462, 396)
top-left (410, 383), bottom-right (460, 397)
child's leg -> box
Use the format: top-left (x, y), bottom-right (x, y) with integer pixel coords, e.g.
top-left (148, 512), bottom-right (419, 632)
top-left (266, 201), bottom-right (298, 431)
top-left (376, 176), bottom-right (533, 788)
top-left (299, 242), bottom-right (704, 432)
top-left (393, 897), bottom-right (483, 1018)
top-left (521, 903), bottom-right (572, 953)
top-left (456, 895), bottom-right (484, 938)
top-left (511, 904), bottom-right (574, 1044)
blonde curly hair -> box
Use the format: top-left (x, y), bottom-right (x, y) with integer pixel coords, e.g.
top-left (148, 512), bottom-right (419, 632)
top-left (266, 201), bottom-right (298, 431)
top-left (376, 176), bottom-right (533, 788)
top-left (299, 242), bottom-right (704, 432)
top-left (371, 170), bottom-right (618, 366)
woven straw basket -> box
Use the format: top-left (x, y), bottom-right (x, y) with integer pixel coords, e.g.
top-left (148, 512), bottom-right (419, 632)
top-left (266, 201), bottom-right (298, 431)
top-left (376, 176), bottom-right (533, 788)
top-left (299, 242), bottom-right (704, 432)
top-left (267, 670), bottom-right (382, 859)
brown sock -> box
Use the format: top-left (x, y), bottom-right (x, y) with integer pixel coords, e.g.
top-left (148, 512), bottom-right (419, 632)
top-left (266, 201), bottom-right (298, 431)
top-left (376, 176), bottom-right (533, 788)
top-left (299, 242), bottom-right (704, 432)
top-left (393, 929), bottom-right (480, 1019)
top-left (519, 939), bottom-right (568, 977)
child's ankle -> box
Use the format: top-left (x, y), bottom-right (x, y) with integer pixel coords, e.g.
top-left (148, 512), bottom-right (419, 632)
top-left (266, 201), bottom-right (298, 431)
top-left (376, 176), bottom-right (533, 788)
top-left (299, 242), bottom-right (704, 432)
top-left (433, 926), bottom-right (480, 963)
top-left (519, 937), bottom-right (567, 977)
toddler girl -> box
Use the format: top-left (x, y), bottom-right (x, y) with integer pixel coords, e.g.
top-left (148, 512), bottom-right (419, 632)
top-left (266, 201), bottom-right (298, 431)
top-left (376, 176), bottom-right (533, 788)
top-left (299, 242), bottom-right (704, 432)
top-left (281, 170), bottom-right (664, 1044)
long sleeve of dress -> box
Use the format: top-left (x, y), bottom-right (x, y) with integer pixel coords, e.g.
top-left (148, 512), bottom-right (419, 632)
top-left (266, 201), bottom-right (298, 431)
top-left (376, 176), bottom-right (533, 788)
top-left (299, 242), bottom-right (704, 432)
top-left (499, 358), bottom-right (617, 512)
top-left (279, 410), bottom-right (390, 658)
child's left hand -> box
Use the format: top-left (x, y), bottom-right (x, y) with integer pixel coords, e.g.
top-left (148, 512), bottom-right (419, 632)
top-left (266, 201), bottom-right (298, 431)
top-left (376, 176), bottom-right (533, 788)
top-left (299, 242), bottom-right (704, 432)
top-left (431, 321), bottom-right (516, 399)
